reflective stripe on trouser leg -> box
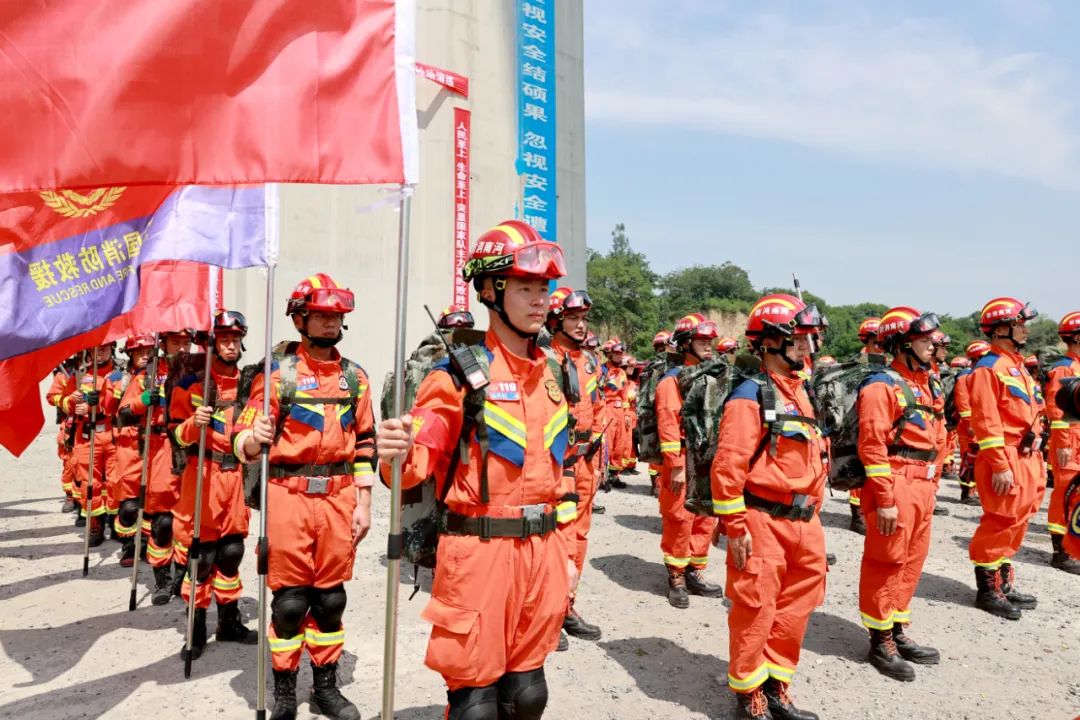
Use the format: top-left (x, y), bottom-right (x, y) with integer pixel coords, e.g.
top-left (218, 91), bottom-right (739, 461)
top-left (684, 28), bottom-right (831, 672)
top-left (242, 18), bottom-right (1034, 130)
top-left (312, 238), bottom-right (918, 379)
top-left (304, 618), bottom-right (346, 667)
top-left (147, 539), bottom-right (173, 568)
top-left (269, 624), bottom-right (305, 672)
top-left (211, 572), bottom-right (243, 605)
top-left (181, 571), bottom-right (214, 610)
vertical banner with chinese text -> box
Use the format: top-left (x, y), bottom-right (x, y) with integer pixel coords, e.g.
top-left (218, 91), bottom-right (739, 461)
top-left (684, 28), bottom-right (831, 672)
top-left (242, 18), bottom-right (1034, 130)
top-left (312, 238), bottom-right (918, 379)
top-left (515, 0), bottom-right (557, 241)
top-left (453, 107), bottom-right (471, 310)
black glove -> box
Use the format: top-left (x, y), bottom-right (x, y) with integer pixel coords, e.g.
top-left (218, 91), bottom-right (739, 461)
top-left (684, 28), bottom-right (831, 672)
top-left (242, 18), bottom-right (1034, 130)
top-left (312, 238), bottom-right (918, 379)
top-left (84, 390), bottom-right (100, 408)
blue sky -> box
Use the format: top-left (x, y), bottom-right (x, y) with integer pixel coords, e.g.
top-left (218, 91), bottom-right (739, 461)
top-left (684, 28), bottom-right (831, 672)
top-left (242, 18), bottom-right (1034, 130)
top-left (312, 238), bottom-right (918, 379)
top-left (583, 0), bottom-right (1080, 319)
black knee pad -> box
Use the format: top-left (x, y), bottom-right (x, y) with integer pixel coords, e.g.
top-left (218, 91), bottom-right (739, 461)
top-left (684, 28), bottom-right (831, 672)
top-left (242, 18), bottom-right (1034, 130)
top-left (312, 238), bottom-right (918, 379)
top-left (308, 584), bottom-right (347, 632)
top-left (215, 534), bottom-right (245, 576)
top-left (271, 586), bottom-right (310, 637)
top-left (496, 669), bottom-right (548, 720)
top-left (118, 499), bottom-right (139, 526)
top-left (447, 684), bottom-right (499, 720)
top-left (150, 513), bottom-right (173, 546)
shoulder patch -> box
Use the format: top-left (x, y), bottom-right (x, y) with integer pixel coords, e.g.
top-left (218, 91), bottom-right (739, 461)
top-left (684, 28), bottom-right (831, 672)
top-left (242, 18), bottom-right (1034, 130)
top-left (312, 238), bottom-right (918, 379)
top-left (974, 353), bottom-right (999, 371)
top-left (107, 370), bottom-right (124, 382)
top-left (661, 366), bottom-right (682, 380)
top-left (727, 377), bottom-right (763, 403)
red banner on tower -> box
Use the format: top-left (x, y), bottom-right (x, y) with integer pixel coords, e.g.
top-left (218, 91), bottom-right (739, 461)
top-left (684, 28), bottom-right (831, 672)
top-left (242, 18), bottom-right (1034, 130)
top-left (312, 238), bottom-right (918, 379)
top-left (452, 107), bottom-right (471, 310)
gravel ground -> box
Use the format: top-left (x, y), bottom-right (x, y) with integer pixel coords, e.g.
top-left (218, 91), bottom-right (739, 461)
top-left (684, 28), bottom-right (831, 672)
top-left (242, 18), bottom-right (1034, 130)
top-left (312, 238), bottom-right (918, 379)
top-left (1, 433), bottom-right (1078, 719)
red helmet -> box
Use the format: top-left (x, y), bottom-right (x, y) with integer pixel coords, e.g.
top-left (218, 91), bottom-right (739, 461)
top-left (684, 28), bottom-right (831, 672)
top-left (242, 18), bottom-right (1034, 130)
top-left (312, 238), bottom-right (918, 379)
top-left (287, 273), bottom-right (355, 316)
top-left (979, 297), bottom-right (1037, 334)
top-left (463, 220), bottom-right (566, 282)
top-left (652, 330), bottom-right (672, 350)
top-left (1059, 311), bottom-right (1080, 341)
top-left (602, 337), bottom-right (626, 354)
top-left (673, 313), bottom-right (720, 345)
top-left (745, 294), bottom-right (824, 344)
top-left (877, 306), bottom-right (940, 348)
top-left (816, 354), bottom-right (837, 366)
top-left (583, 333), bottom-right (599, 350)
top-left (213, 309), bottom-right (248, 336)
top-left (548, 287), bottom-right (592, 319)
top-left (715, 336), bottom-right (738, 353)
top-left (163, 328), bottom-right (194, 340)
top-left (965, 340), bottom-right (991, 360)
top-left (123, 334), bottom-right (155, 353)
top-left (930, 330), bottom-right (951, 347)
top-left (1024, 355), bottom-right (1039, 370)
top-left (438, 306), bottom-right (475, 329)
top-left (949, 356), bottom-right (972, 369)
top-left (857, 318), bottom-right (882, 344)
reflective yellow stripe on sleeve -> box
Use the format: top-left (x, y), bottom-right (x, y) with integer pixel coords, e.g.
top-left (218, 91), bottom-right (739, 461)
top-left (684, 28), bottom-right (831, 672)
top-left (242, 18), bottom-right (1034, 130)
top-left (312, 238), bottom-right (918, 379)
top-left (864, 464), bottom-right (891, 478)
top-left (977, 436), bottom-right (1005, 450)
top-left (712, 497), bottom-right (746, 515)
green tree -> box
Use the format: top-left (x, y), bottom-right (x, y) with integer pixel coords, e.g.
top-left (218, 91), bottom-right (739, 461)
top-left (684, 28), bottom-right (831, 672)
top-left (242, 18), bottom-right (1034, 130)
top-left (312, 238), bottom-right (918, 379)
top-left (659, 263), bottom-right (756, 322)
top-left (586, 224), bottom-right (660, 357)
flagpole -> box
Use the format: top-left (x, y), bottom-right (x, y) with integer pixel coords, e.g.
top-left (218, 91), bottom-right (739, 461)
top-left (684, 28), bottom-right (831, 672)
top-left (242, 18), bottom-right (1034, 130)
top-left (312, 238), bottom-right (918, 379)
top-left (184, 272), bottom-right (217, 678)
top-left (255, 183), bottom-right (279, 720)
top-left (129, 333), bottom-right (162, 611)
top-left (381, 187), bottom-right (413, 719)
top-left (82, 349), bottom-right (99, 576)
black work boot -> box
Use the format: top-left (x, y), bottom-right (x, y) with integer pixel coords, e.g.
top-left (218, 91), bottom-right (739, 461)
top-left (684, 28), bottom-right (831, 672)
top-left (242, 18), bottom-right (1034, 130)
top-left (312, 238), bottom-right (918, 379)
top-left (763, 678), bottom-right (818, 720)
top-left (1051, 534), bottom-right (1080, 575)
top-left (119, 540), bottom-right (135, 568)
top-left (88, 517), bottom-right (105, 547)
top-left (309, 662), bottom-right (361, 720)
top-left (271, 669), bottom-right (299, 720)
top-left (892, 622), bottom-right (940, 664)
top-left (61, 496), bottom-right (75, 513)
top-left (556, 629), bottom-right (569, 652)
top-left (685, 567), bottom-right (724, 598)
top-left (849, 505), bottom-right (866, 535)
top-left (592, 501), bottom-right (606, 515)
top-left (666, 567), bottom-right (690, 609)
top-left (609, 473), bottom-right (627, 489)
top-left (999, 563), bottom-right (1036, 609)
top-left (867, 628), bottom-right (915, 681)
top-left (75, 509), bottom-right (86, 527)
top-left (179, 608), bottom-right (207, 661)
top-left (171, 561), bottom-right (186, 598)
top-left (973, 566), bottom-right (1021, 620)
top-left (932, 504), bottom-right (949, 516)
top-left (960, 485), bottom-right (980, 506)
top-left (735, 687), bottom-right (773, 719)
top-left (563, 601), bottom-right (602, 640)
top-left (151, 565), bottom-right (173, 606)
top-left (216, 601), bottom-right (257, 644)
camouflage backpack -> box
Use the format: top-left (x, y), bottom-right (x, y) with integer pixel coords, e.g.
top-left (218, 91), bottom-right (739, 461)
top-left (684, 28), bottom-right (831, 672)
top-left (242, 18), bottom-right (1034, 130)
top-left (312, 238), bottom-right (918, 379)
top-left (812, 359), bottom-right (925, 491)
top-left (635, 353), bottom-right (676, 464)
top-left (679, 356), bottom-right (739, 516)
top-left (1037, 347), bottom-right (1070, 386)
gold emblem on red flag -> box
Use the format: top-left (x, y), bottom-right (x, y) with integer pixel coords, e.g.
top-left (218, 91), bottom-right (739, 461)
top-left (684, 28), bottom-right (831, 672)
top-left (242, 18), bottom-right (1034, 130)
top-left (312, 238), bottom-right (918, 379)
top-left (40, 187), bottom-right (126, 218)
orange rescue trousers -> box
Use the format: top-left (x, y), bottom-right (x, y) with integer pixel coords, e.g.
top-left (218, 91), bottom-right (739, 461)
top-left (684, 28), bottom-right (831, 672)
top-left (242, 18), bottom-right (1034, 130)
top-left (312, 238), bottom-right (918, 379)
top-left (726, 509), bottom-right (826, 693)
top-left (969, 448), bottom-right (1045, 568)
top-left (858, 462), bottom-right (937, 630)
top-left (658, 466), bottom-right (716, 569)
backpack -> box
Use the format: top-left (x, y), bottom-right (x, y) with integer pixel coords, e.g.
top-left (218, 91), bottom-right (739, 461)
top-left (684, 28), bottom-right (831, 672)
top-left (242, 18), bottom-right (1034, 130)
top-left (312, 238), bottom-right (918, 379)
top-left (237, 341), bottom-right (363, 510)
top-left (1037, 347), bottom-right (1070, 386)
top-left (635, 353), bottom-right (676, 464)
top-left (943, 368), bottom-right (970, 431)
top-left (395, 333), bottom-right (566, 582)
top-left (812, 360), bottom-right (933, 491)
top-left (682, 354), bottom-right (824, 517)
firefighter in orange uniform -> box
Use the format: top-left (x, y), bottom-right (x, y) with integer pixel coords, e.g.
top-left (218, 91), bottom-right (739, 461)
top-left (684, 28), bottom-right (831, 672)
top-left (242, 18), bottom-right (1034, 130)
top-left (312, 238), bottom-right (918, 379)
top-left (46, 356), bottom-right (80, 513)
top-left (930, 331), bottom-right (958, 480)
top-left (711, 294), bottom-right (827, 720)
top-left (856, 307), bottom-right (947, 682)
top-left (1042, 311), bottom-right (1080, 574)
top-left (967, 297), bottom-right (1044, 620)
top-left (601, 338), bottom-right (630, 489)
top-left (113, 331), bottom-right (187, 603)
top-left (716, 336), bottom-right (739, 363)
top-left (234, 274), bottom-right (374, 720)
top-left (846, 318), bottom-right (886, 535)
top-left (58, 343), bottom-right (118, 544)
top-left (547, 287), bottom-right (605, 646)
top-left (955, 340), bottom-right (990, 505)
top-left (625, 356), bottom-right (641, 471)
top-left (656, 313), bottom-right (723, 609)
top-left (647, 330), bottom-right (672, 497)
top-left (377, 220), bottom-right (576, 720)
top-left (170, 310), bottom-right (257, 661)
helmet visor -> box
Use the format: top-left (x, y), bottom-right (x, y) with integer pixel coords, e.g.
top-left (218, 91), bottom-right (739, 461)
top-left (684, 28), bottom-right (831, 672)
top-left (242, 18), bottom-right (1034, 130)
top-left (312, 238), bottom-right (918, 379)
top-left (692, 321), bottom-right (720, 340)
top-left (563, 289), bottom-right (593, 311)
top-left (307, 287), bottom-right (355, 314)
top-left (215, 310), bottom-right (249, 334)
top-left (793, 304), bottom-right (824, 334)
top-left (439, 311), bottom-right (474, 328)
top-left (909, 313), bottom-right (941, 337)
top-left (1019, 303), bottom-right (1038, 323)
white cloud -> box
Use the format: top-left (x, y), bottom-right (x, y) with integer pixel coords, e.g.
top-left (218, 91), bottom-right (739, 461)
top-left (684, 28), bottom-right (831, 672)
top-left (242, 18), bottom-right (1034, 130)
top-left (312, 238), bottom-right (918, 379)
top-left (585, 5), bottom-right (1080, 191)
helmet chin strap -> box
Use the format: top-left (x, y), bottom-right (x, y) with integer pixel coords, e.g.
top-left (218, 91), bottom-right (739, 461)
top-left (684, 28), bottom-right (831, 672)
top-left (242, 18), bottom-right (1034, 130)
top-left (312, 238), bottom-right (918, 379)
top-left (299, 316), bottom-right (343, 348)
top-left (555, 325), bottom-right (583, 349)
top-left (901, 345), bottom-right (929, 371)
top-left (994, 326), bottom-right (1025, 351)
top-left (765, 338), bottom-right (804, 372)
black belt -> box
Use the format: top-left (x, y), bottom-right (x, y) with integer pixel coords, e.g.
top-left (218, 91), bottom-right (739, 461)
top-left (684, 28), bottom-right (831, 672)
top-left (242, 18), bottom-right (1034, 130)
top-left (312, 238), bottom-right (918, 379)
top-left (573, 430), bottom-right (591, 442)
top-left (744, 490), bottom-right (816, 522)
top-left (443, 507), bottom-right (557, 540)
top-left (268, 461), bottom-right (351, 479)
top-left (887, 446), bottom-right (937, 462)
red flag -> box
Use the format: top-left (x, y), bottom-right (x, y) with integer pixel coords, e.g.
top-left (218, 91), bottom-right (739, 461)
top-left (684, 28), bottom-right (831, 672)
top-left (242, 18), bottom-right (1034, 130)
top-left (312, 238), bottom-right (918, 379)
top-left (0, 0), bottom-right (417, 192)
top-left (0, 262), bottom-right (211, 457)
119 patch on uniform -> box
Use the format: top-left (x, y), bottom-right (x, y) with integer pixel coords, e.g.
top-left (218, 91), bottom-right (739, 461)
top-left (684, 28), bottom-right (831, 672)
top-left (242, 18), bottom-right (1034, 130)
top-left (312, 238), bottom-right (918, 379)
top-left (488, 381), bottom-right (520, 401)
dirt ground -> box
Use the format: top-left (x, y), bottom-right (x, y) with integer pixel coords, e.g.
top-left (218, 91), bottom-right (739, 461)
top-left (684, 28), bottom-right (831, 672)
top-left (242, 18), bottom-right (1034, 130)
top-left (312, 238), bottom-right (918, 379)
top-left (1, 434), bottom-right (1078, 720)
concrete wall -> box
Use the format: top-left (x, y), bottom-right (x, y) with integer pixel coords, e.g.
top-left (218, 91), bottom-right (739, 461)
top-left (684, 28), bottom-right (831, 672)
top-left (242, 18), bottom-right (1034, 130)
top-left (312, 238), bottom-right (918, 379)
top-left (223, 0), bottom-right (585, 412)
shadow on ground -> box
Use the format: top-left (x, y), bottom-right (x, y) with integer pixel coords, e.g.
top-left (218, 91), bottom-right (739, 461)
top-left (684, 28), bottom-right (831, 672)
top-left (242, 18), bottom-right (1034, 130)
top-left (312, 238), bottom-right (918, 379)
top-left (591, 554), bottom-right (667, 597)
top-left (600, 636), bottom-right (731, 719)
top-left (612, 513), bottom-right (661, 535)
top-left (802, 611), bottom-right (868, 662)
